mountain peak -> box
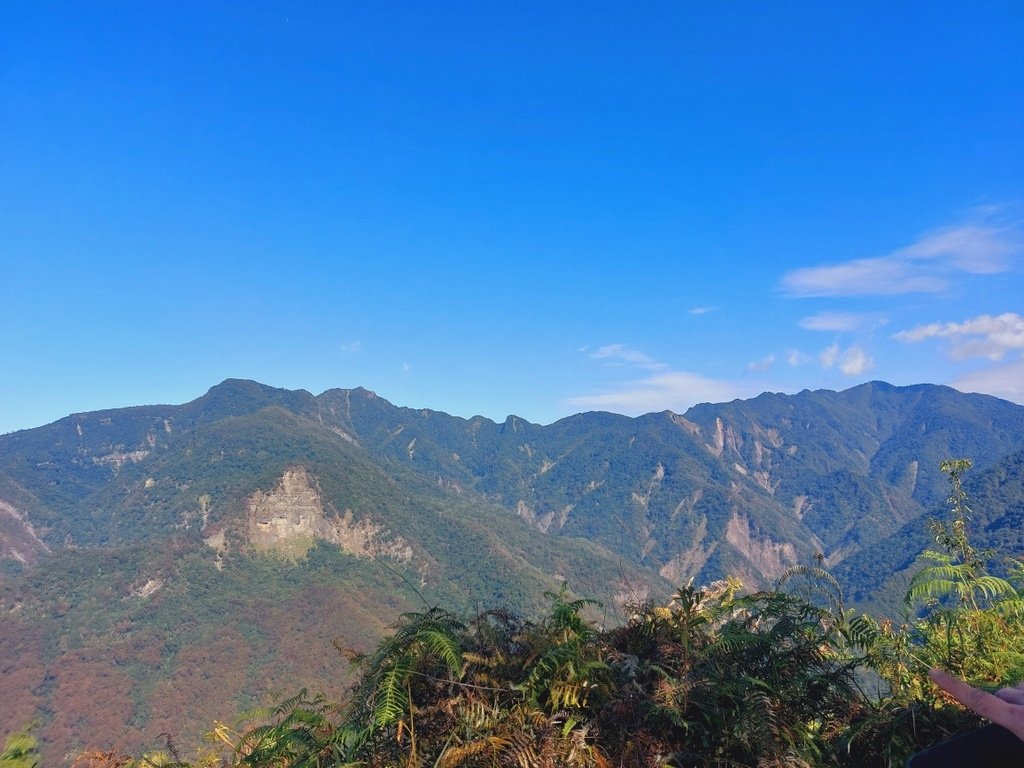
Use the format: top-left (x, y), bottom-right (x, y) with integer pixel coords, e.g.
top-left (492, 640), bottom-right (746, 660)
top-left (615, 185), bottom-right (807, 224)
top-left (188, 379), bottom-right (317, 423)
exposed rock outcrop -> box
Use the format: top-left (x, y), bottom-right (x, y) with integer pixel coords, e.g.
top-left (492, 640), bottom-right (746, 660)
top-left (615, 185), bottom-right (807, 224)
top-left (725, 511), bottom-right (797, 581)
top-left (659, 516), bottom-right (716, 583)
top-left (243, 466), bottom-right (413, 563)
top-left (0, 499), bottom-right (50, 566)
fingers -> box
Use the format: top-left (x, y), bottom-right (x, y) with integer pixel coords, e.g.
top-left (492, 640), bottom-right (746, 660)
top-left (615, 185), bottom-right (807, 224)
top-left (996, 687), bottom-right (1024, 705)
top-left (929, 669), bottom-right (1024, 741)
top-left (929, 668), bottom-right (992, 712)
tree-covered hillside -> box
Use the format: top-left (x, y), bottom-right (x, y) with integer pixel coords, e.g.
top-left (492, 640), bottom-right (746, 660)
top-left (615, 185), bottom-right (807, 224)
top-left (1, 379), bottom-right (1023, 763)
top-left (29, 462), bottom-right (1024, 767)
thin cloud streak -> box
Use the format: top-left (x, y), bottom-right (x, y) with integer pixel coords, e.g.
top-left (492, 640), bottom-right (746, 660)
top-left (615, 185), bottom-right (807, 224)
top-left (894, 312), bottom-right (1024, 360)
top-left (799, 312), bottom-right (886, 332)
top-left (953, 358), bottom-right (1024, 404)
top-left (784, 256), bottom-right (945, 296)
top-left (568, 371), bottom-right (751, 414)
top-left (781, 219), bottom-right (1020, 298)
top-left (590, 344), bottom-right (668, 371)
top-left (896, 225), bottom-right (1015, 274)
top-left (572, 345), bottom-right (754, 414)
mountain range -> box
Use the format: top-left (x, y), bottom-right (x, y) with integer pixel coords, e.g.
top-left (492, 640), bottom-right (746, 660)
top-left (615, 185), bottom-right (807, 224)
top-left (2, 379), bottom-right (1023, 763)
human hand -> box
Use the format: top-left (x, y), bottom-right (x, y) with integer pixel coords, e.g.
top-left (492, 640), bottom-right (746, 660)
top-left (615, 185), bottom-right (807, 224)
top-left (929, 668), bottom-right (1024, 742)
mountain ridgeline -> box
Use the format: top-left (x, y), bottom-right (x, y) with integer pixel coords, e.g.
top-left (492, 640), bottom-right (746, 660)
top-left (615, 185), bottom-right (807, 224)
top-left (5, 379), bottom-right (1022, 589)
top-left (1, 379), bottom-right (1023, 762)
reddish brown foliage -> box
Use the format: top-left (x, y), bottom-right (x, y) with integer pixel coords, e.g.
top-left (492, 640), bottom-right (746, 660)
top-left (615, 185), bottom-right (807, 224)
top-left (0, 618), bottom-right (47, 741)
top-left (255, 583), bottom-right (389, 698)
top-left (71, 750), bottom-right (134, 768)
top-left (44, 649), bottom-right (145, 764)
top-left (146, 627), bottom-right (253, 749)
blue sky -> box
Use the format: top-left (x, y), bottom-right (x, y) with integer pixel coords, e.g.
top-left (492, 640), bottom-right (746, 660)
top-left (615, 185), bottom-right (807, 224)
top-left (2, 2), bottom-right (1022, 434)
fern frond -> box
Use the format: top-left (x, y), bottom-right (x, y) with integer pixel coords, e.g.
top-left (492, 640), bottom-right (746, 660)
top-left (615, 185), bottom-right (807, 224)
top-left (372, 659), bottom-right (413, 727)
top-left (418, 627), bottom-right (464, 674)
top-left (906, 576), bottom-right (958, 604)
top-left (972, 575), bottom-right (1018, 600)
top-left (437, 736), bottom-right (512, 768)
top-left (994, 596), bottom-right (1024, 618)
top-left (846, 614), bottom-right (881, 650)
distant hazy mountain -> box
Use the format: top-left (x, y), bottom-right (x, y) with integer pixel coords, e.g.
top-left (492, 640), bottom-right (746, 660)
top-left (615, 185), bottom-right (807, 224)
top-left (2, 379), bottom-right (1022, 763)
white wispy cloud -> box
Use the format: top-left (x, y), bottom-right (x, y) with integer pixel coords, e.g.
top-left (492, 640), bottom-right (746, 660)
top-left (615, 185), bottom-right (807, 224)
top-left (952, 358), bottom-right (1024, 404)
top-left (785, 349), bottom-right (812, 366)
top-left (893, 312), bottom-right (1024, 360)
top-left (781, 216), bottom-right (1020, 297)
top-left (747, 354), bottom-right (776, 372)
top-left (896, 224), bottom-right (1015, 274)
top-left (590, 344), bottom-right (668, 371)
top-left (688, 306), bottom-right (717, 315)
top-left (339, 340), bottom-right (362, 353)
top-left (839, 346), bottom-right (874, 376)
top-left (819, 343), bottom-right (840, 368)
top-left (568, 371), bottom-right (751, 414)
top-left (571, 345), bottom-right (756, 413)
top-left (819, 343), bottom-right (874, 376)
top-left (784, 257), bottom-right (944, 296)
top-left (799, 311), bottom-right (886, 332)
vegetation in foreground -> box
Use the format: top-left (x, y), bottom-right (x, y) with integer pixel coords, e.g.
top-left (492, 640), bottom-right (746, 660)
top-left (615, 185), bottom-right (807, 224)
top-left (5, 460), bottom-right (1023, 768)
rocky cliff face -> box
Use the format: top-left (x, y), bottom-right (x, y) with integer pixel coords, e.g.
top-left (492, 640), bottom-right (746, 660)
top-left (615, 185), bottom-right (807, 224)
top-left (241, 466), bottom-right (413, 564)
top-left (0, 499), bottom-right (49, 566)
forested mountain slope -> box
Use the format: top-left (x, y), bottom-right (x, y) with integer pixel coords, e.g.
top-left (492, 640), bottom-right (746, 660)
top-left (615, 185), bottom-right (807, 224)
top-left (1, 379), bottom-right (1022, 763)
